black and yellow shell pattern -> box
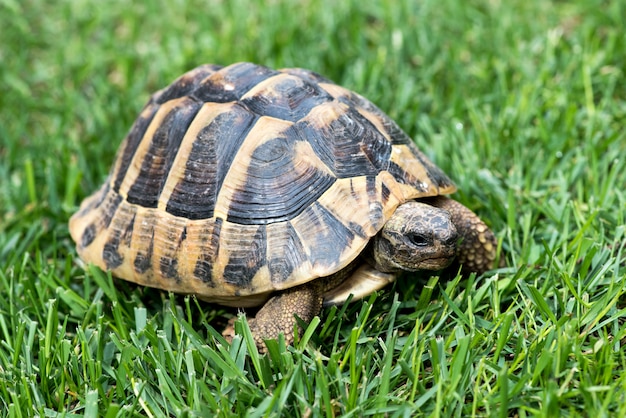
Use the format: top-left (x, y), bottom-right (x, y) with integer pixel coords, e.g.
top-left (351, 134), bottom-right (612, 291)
top-left (69, 62), bottom-right (455, 306)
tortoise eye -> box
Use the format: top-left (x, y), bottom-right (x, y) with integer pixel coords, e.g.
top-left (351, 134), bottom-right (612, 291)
top-left (407, 233), bottom-right (430, 247)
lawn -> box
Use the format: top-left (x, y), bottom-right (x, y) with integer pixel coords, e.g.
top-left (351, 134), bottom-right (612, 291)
top-left (1, 0), bottom-right (625, 416)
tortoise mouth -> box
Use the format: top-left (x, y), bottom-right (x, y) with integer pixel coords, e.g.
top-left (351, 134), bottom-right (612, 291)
top-left (417, 256), bottom-right (455, 271)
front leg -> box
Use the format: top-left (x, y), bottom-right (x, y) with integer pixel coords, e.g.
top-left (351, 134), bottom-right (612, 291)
top-left (225, 282), bottom-right (323, 352)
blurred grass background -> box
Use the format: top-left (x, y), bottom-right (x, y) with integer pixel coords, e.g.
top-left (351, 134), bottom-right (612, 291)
top-left (1, 0), bottom-right (625, 416)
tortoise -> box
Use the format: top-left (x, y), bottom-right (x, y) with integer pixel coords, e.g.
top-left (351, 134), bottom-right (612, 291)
top-left (69, 62), bottom-right (497, 349)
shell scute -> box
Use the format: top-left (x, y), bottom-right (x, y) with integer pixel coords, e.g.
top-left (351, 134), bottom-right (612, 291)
top-left (191, 217), bottom-right (222, 286)
top-left (289, 202), bottom-right (364, 277)
top-left (265, 221), bottom-right (309, 285)
top-left (125, 98), bottom-right (203, 208)
top-left (222, 224), bottom-right (267, 289)
top-left (240, 73), bottom-right (334, 122)
top-left (155, 64), bottom-right (223, 104)
top-left (296, 102), bottom-right (392, 178)
top-left (191, 62), bottom-right (279, 103)
top-left (112, 103), bottom-right (160, 192)
top-left (225, 129), bottom-right (337, 225)
top-left (163, 103), bottom-right (257, 220)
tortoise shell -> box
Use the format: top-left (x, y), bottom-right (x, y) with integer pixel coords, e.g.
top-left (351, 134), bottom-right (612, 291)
top-left (69, 62), bottom-right (456, 306)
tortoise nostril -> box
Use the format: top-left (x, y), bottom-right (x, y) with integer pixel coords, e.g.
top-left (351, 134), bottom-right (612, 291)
top-left (444, 232), bottom-right (459, 247)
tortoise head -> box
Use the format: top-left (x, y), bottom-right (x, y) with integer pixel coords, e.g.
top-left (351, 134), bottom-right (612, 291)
top-left (370, 201), bottom-right (458, 273)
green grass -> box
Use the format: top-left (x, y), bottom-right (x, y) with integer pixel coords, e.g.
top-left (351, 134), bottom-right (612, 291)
top-left (1, 0), bottom-right (625, 415)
